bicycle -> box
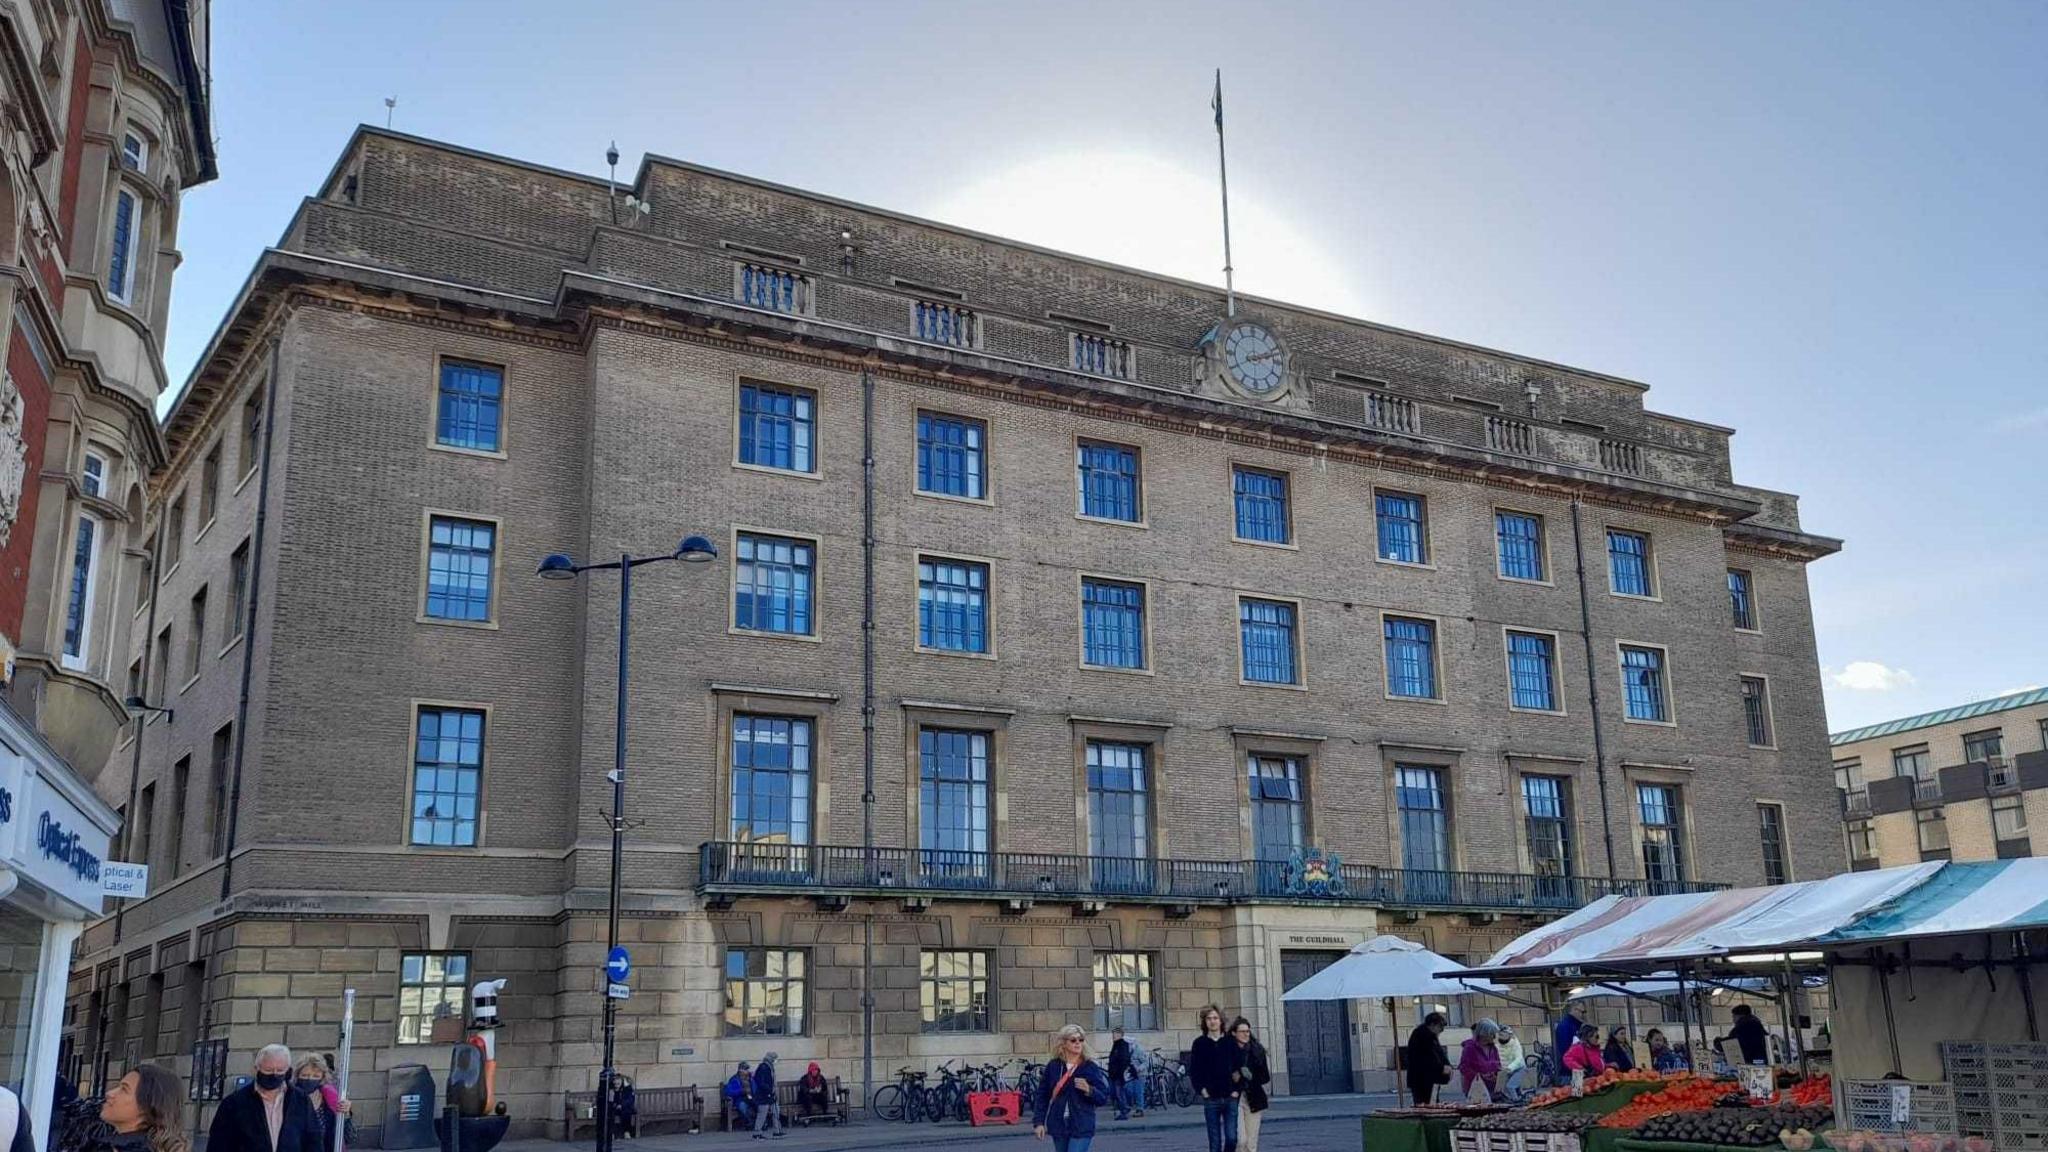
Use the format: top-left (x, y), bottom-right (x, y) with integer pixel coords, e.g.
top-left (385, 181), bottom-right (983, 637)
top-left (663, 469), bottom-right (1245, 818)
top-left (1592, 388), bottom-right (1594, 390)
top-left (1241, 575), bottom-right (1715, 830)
top-left (1015, 1060), bottom-right (1044, 1105)
top-left (1145, 1048), bottom-right (1196, 1108)
top-left (927, 1061), bottom-right (974, 1123)
top-left (871, 1066), bottom-right (930, 1123)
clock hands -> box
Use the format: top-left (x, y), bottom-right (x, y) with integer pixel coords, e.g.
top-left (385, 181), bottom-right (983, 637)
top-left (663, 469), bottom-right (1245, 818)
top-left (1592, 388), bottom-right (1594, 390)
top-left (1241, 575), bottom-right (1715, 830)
top-left (1242, 348), bottom-right (1283, 363)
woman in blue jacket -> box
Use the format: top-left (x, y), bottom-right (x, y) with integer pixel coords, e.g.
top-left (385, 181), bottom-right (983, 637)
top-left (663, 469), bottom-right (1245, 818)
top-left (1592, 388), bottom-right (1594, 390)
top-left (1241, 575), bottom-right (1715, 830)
top-left (1032, 1025), bottom-right (1112, 1152)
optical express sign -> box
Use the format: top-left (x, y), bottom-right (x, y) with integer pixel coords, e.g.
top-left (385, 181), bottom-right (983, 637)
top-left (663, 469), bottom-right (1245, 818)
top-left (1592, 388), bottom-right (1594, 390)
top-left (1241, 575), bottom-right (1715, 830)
top-left (0, 747), bottom-right (112, 915)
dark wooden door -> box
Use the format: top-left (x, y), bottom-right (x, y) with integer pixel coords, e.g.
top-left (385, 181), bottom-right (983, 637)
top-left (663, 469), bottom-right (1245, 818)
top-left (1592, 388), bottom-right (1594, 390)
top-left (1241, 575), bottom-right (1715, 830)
top-left (1281, 950), bottom-right (1353, 1095)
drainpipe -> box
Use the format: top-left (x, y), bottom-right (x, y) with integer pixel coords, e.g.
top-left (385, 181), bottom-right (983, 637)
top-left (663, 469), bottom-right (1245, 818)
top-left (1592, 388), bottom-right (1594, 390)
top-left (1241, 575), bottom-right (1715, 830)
top-left (220, 326), bottom-right (285, 900)
top-left (114, 524), bottom-right (167, 944)
top-left (859, 368), bottom-right (876, 1113)
top-left (1568, 499), bottom-right (1619, 879)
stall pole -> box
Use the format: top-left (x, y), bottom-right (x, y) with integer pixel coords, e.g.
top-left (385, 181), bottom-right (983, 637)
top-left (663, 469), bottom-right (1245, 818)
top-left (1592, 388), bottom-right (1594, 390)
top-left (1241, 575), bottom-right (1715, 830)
top-left (2019, 935), bottom-right (2041, 1042)
top-left (1875, 948), bottom-right (1903, 1075)
top-left (1624, 995), bottom-right (1639, 1058)
top-left (1777, 957), bottom-right (1801, 1074)
top-left (1390, 998), bottom-right (1406, 1106)
top-left (1678, 968), bottom-right (1696, 1068)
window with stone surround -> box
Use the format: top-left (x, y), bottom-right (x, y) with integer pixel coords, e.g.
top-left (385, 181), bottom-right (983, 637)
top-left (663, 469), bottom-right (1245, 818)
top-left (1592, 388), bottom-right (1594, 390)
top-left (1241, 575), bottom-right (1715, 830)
top-left (1758, 803), bottom-right (1789, 885)
top-left (1607, 529), bottom-right (1655, 597)
top-left (737, 381), bottom-right (816, 474)
top-left (1091, 951), bottom-right (1156, 1031)
top-left (724, 948), bottom-right (807, 1036)
top-left (411, 707), bottom-right (484, 847)
top-left (919, 950), bottom-right (991, 1034)
top-left (435, 360), bottom-right (503, 453)
top-left (398, 953), bottom-right (469, 1045)
top-left (1375, 491), bottom-right (1428, 564)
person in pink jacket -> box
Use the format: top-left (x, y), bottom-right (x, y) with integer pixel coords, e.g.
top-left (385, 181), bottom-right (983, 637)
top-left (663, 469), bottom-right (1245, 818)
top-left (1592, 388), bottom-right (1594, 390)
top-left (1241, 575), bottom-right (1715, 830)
top-left (1458, 1020), bottom-right (1503, 1099)
top-left (292, 1058), bottom-right (350, 1152)
top-left (1561, 1026), bottom-right (1608, 1077)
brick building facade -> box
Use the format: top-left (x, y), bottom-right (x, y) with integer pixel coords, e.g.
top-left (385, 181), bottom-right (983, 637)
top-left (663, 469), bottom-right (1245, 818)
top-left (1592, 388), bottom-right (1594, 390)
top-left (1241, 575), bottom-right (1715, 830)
top-left (1833, 688), bottom-right (2047, 869)
top-left (70, 127), bottom-right (1839, 1134)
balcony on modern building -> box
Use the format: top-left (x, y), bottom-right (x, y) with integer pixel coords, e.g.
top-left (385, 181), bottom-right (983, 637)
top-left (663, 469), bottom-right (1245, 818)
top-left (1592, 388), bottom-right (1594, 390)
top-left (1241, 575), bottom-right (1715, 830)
top-left (1855, 749), bottom-right (2048, 823)
top-left (695, 841), bottom-right (1724, 917)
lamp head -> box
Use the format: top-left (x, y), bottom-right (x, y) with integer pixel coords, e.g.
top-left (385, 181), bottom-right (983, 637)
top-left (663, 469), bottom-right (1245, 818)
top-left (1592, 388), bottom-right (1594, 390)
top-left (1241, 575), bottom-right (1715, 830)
top-left (675, 535), bottom-right (718, 563)
top-left (536, 553), bottom-right (580, 581)
top-left (123, 695), bottom-right (146, 711)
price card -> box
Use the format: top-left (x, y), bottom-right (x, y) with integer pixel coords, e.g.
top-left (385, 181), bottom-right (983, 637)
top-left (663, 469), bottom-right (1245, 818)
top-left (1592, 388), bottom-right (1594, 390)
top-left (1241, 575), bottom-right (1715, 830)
top-left (1890, 1082), bottom-right (1911, 1124)
top-left (1741, 1065), bottom-right (1774, 1101)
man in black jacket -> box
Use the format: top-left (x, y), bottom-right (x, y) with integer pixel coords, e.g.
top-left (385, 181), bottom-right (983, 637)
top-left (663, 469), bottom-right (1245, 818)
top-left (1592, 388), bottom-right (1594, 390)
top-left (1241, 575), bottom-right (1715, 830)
top-left (1106, 1028), bottom-right (1133, 1120)
top-left (209, 1045), bottom-right (324, 1152)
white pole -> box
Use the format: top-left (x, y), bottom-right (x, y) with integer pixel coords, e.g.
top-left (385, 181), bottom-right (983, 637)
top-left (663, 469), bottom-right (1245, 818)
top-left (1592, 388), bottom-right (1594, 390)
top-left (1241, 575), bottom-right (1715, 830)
top-left (1212, 69), bottom-right (1236, 318)
top-left (335, 989), bottom-right (356, 1152)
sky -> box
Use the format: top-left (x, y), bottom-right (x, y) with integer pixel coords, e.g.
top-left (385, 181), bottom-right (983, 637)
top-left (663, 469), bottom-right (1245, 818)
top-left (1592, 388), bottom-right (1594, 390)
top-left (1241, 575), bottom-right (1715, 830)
top-left (167, 0), bottom-right (2047, 734)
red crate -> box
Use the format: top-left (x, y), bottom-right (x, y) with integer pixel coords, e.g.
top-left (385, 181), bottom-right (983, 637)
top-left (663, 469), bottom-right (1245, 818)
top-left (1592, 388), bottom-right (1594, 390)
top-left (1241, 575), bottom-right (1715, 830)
top-left (969, 1090), bottom-right (1021, 1126)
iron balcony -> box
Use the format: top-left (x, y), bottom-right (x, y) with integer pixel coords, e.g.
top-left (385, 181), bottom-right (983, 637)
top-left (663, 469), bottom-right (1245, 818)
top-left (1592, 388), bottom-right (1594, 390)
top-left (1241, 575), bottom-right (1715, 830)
top-left (696, 841), bottom-right (1724, 914)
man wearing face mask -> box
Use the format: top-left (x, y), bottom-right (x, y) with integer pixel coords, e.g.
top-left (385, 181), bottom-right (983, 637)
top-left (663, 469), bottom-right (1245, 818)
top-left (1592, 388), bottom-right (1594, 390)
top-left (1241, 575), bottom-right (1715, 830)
top-left (208, 1045), bottom-right (324, 1152)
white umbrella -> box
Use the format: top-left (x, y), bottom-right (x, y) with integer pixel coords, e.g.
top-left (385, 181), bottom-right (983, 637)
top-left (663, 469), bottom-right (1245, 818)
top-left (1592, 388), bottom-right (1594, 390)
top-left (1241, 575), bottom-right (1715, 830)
top-left (1282, 935), bottom-right (1508, 1001)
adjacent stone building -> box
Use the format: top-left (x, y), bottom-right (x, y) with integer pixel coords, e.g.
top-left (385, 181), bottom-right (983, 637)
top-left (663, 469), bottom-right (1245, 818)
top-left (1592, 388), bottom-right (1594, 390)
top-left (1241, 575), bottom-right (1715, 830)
top-left (1832, 688), bottom-right (2046, 868)
top-left (70, 127), bottom-right (1840, 1134)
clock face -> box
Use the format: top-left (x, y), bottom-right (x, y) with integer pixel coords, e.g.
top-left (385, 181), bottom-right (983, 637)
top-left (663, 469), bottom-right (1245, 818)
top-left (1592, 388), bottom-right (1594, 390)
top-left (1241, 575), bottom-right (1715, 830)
top-left (1224, 322), bottom-right (1286, 395)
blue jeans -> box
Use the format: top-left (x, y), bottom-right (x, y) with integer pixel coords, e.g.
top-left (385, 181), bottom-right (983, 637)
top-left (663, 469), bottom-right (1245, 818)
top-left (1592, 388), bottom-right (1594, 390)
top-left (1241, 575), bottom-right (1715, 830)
top-left (1114, 1076), bottom-right (1145, 1116)
top-left (1204, 1096), bottom-right (1239, 1152)
top-left (1053, 1138), bottom-right (1093, 1152)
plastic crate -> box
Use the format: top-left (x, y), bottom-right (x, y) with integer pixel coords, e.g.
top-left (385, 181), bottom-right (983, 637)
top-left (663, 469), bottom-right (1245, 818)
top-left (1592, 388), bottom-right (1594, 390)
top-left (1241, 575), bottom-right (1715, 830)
top-left (1843, 1079), bottom-right (1956, 1133)
top-left (1519, 1134), bottom-right (1582, 1152)
top-left (1451, 1131), bottom-right (1520, 1152)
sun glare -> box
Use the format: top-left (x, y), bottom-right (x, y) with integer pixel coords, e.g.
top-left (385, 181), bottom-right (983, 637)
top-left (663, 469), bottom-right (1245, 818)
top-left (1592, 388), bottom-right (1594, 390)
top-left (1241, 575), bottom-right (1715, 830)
top-left (922, 151), bottom-right (1368, 323)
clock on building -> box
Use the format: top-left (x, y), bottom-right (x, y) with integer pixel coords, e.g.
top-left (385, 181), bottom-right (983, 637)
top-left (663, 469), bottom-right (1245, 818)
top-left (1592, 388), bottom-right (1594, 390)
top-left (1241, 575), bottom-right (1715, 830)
top-left (1223, 321), bottom-right (1287, 394)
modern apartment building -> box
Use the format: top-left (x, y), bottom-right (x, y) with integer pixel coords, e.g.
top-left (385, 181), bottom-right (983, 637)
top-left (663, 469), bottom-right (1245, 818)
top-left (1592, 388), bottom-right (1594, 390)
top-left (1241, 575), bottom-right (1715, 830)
top-left (0, 0), bottom-right (212, 1134)
top-left (1832, 688), bottom-right (2047, 869)
top-left (69, 127), bottom-right (1839, 1132)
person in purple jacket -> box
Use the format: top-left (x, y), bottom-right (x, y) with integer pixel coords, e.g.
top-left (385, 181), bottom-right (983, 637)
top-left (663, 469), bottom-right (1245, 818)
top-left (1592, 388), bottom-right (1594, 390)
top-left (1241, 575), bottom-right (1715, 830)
top-left (1459, 1019), bottom-right (1504, 1100)
top-left (1032, 1025), bottom-right (1111, 1152)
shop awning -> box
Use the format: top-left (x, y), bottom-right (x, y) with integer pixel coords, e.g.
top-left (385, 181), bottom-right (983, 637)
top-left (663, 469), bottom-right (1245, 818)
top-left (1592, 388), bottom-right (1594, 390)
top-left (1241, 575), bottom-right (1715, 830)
top-left (1816, 858), bottom-right (2048, 944)
top-left (1454, 864), bottom-right (1943, 979)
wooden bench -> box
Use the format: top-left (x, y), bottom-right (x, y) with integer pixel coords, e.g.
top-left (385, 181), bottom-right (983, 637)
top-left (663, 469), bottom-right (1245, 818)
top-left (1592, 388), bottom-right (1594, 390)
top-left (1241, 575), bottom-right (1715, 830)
top-left (562, 1086), bottom-right (704, 1139)
top-left (717, 1078), bottom-right (850, 1130)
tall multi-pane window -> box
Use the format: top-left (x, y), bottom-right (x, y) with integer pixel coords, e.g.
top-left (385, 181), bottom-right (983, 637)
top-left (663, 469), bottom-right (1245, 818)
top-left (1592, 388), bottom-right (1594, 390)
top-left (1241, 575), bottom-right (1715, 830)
top-left (916, 412), bottom-right (987, 499)
top-left (1522, 777), bottom-right (1572, 877)
top-left (1917, 809), bottom-right (1949, 855)
top-left (1080, 578), bottom-right (1146, 669)
top-left (209, 724), bottom-right (232, 859)
top-left (1496, 511), bottom-right (1546, 581)
top-left (435, 360), bottom-right (503, 453)
top-left (920, 951), bottom-right (991, 1033)
top-left (1086, 741), bottom-right (1150, 859)
top-left (1239, 598), bottom-right (1299, 685)
top-left (164, 493), bottom-right (186, 571)
top-left (1232, 467), bottom-right (1291, 544)
top-left (108, 188), bottom-right (141, 303)
top-left (81, 452), bottom-right (107, 498)
top-left (1741, 677), bottom-right (1773, 746)
top-left (1638, 784), bottom-right (1685, 886)
top-left (199, 445), bottom-right (221, 526)
top-left (425, 517), bottom-right (495, 622)
top-left (724, 948), bottom-right (806, 1036)
top-left (1383, 616), bottom-right (1438, 699)
top-left (919, 728), bottom-right (991, 875)
top-left (410, 707), bottom-right (484, 847)
top-left (1249, 755), bottom-right (1304, 861)
top-left (135, 783), bottom-right (155, 870)
top-left (1077, 440), bottom-right (1142, 522)
top-left (1845, 819), bottom-right (1876, 862)
top-left (61, 516), bottom-right (100, 668)
top-left (1620, 645), bottom-right (1670, 722)
top-left (729, 715), bottom-right (812, 846)
top-left (734, 533), bottom-right (816, 636)
top-left (1397, 766), bottom-right (1449, 872)
top-left (1091, 952), bottom-right (1157, 1030)
top-left (1992, 795), bottom-right (2028, 841)
top-left (1962, 729), bottom-right (2004, 764)
top-left (1607, 530), bottom-right (1654, 597)
top-left (397, 953), bottom-right (469, 1044)
top-left (917, 557), bottom-right (989, 654)
top-left (737, 382), bottom-right (816, 473)
top-left (121, 131), bottom-right (148, 172)
top-left (240, 386), bottom-right (265, 478)
top-left (227, 540), bottom-right (250, 641)
top-left (1893, 746), bottom-right (1933, 784)
top-left (166, 758), bottom-right (189, 877)
top-left (1758, 804), bottom-right (1789, 885)
top-left (1835, 758), bottom-right (1866, 810)
top-left (1375, 491), bottom-right (1428, 564)
top-left (1506, 630), bottom-right (1558, 711)
top-left (185, 588), bottom-right (207, 680)
top-left (1728, 569), bottom-right (1758, 629)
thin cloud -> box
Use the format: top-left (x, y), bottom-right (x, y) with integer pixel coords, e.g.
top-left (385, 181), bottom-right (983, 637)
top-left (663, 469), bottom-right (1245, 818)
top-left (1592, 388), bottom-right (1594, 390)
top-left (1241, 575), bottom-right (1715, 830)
top-left (1827, 661), bottom-right (1917, 692)
top-left (1993, 407), bottom-right (2048, 434)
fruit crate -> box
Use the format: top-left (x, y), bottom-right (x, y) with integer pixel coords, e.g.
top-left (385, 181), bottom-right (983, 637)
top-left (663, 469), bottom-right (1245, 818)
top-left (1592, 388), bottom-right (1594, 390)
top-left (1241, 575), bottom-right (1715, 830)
top-left (1842, 1079), bottom-right (1956, 1133)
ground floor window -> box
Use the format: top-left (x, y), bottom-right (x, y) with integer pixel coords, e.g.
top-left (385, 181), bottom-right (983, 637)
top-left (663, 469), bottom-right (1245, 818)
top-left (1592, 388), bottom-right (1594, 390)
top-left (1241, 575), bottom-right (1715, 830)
top-left (1091, 951), bottom-right (1156, 1030)
top-left (398, 952), bottom-right (469, 1045)
top-left (724, 948), bottom-right (807, 1036)
top-left (919, 950), bottom-right (991, 1033)
top-left (1, 902), bottom-right (49, 1091)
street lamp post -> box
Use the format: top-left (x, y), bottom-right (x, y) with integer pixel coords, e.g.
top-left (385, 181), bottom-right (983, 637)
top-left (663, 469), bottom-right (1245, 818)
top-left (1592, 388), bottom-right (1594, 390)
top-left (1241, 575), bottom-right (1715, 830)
top-left (538, 534), bottom-right (718, 1152)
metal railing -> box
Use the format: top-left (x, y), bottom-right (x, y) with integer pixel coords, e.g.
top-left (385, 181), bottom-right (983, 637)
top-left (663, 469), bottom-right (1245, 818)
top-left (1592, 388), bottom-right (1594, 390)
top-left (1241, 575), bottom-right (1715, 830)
top-left (1913, 777), bottom-right (1943, 803)
top-left (697, 842), bottom-right (1725, 912)
top-left (1841, 789), bottom-right (1872, 817)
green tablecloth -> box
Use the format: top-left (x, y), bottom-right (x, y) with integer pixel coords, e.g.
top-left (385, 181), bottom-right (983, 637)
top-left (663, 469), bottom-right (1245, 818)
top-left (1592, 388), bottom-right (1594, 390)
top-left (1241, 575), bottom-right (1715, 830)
top-left (1583, 1126), bottom-right (1633, 1152)
top-left (1361, 1114), bottom-right (1458, 1152)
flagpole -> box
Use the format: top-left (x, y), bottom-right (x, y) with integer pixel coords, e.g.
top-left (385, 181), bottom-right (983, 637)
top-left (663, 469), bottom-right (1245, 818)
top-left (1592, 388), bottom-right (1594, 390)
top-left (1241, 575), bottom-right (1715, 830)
top-left (1213, 68), bottom-right (1236, 318)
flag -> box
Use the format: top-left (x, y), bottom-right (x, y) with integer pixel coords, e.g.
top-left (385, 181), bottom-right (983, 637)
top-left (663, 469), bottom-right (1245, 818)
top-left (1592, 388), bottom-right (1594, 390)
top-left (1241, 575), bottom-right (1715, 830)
top-left (1212, 69), bottom-right (1224, 132)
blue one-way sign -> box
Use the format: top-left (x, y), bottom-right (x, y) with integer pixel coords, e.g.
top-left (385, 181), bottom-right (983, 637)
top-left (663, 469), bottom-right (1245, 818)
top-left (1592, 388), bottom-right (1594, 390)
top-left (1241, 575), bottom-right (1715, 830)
top-left (605, 946), bottom-right (631, 982)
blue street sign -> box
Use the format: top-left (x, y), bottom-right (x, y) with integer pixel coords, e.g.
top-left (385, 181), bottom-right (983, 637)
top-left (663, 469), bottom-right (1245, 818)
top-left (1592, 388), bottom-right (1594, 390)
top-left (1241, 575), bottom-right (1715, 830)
top-left (606, 946), bottom-right (631, 982)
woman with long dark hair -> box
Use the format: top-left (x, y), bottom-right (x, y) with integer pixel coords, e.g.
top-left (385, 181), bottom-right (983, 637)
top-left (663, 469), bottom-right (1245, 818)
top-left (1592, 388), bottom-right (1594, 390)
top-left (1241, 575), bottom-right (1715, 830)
top-left (96, 1065), bottom-right (189, 1152)
top-left (1227, 1018), bottom-right (1271, 1152)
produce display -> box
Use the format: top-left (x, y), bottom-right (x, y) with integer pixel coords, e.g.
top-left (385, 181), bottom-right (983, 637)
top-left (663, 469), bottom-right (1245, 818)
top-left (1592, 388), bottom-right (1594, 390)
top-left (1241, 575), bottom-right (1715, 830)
top-left (1632, 1104), bottom-right (1833, 1147)
top-left (1454, 1109), bottom-right (1602, 1133)
top-left (1375, 1104), bottom-right (1516, 1118)
top-left (1817, 1135), bottom-right (1988, 1152)
top-left (1598, 1077), bottom-right (1728, 1128)
top-left (1526, 1068), bottom-right (1672, 1108)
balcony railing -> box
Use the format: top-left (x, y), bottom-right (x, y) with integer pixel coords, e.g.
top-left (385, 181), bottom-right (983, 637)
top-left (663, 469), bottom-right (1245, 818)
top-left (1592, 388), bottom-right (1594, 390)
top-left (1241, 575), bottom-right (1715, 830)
top-left (737, 262), bottom-right (813, 315)
top-left (1366, 391), bottom-right (1420, 435)
top-left (1913, 777), bottom-right (1943, 803)
top-left (1841, 789), bottom-right (1872, 817)
top-left (1486, 415), bottom-right (1534, 455)
top-left (1987, 758), bottom-right (2018, 790)
top-left (1071, 332), bottom-right (1133, 379)
top-left (1599, 438), bottom-right (1644, 476)
top-left (697, 842), bottom-right (1724, 913)
top-left (915, 300), bottom-right (978, 348)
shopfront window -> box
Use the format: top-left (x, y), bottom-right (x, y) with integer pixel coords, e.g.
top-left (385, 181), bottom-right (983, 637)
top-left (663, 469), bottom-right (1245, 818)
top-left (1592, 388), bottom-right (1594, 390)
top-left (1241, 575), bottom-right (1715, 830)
top-left (0, 902), bottom-right (48, 1092)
